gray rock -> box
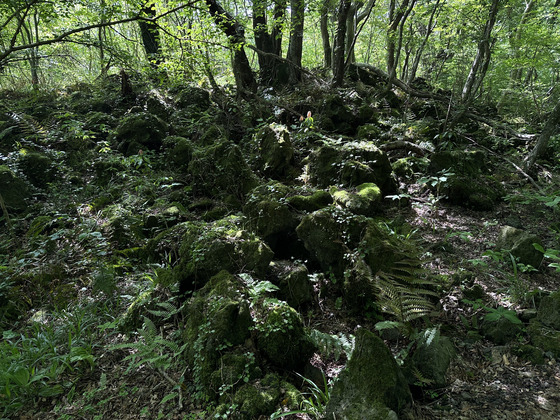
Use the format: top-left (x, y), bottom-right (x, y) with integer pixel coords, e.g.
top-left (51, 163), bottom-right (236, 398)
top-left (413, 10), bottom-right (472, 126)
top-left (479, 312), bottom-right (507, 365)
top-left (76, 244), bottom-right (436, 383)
top-left (537, 291), bottom-right (560, 329)
top-left (496, 226), bottom-right (544, 269)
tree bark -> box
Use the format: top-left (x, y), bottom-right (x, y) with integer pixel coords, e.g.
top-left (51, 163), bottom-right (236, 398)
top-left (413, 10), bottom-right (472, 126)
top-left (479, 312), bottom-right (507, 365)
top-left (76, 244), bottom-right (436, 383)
top-left (287, 0), bottom-right (305, 83)
top-left (332, 0), bottom-right (352, 87)
top-left (204, 0), bottom-right (257, 92)
top-left (320, 0), bottom-right (333, 68)
top-left (138, 2), bottom-right (162, 67)
top-left (461, 0), bottom-right (500, 103)
top-left (252, 0), bottom-right (286, 85)
top-left (525, 100), bottom-right (560, 170)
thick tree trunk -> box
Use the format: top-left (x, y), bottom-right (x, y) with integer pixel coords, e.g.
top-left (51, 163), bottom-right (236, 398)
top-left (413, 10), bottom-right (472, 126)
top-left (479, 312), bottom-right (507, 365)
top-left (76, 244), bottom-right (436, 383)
top-left (138, 3), bottom-right (162, 67)
top-left (461, 0), bottom-right (500, 103)
top-left (320, 0), bottom-right (332, 68)
top-left (525, 100), bottom-right (560, 170)
top-left (204, 0), bottom-right (257, 92)
top-left (287, 0), bottom-right (305, 83)
top-left (252, 0), bottom-right (286, 85)
top-left (332, 0), bottom-right (352, 87)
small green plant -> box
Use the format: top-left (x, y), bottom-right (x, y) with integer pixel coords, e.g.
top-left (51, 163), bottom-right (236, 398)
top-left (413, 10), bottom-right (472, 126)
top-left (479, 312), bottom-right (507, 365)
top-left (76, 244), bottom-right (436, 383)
top-left (533, 244), bottom-right (560, 272)
top-left (270, 372), bottom-right (330, 419)
top-left (463, 299), bottom-right (522, 324)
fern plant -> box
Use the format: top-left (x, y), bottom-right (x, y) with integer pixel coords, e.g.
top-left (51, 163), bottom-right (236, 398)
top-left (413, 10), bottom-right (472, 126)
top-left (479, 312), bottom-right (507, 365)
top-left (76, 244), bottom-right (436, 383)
top-left (307, 329), bottom-right (354, 361)
top-left (375, 258), bottom-right (438, 324)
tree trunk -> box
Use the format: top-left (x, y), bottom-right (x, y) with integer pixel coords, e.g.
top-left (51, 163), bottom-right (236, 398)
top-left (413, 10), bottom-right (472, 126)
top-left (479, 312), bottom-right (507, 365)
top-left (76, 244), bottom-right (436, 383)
top-left (525, 100), bottom-right (560, 170)
top-left (204, 0), bottom-right (257, 92)
top-left (252, 0), bottom-right (286, 85)
top-left (320, 0), bottom-right (332, 68)
top-left (332, 0), bottom-right (352, 87)
top-left (287, 0), bottom-right (305, 83)
top-left (138, 2), bottom-right (162, 67)
top-left (387, 0), bottom-right (411, 77)
top-left (461, 0), bottom-right (500, 103)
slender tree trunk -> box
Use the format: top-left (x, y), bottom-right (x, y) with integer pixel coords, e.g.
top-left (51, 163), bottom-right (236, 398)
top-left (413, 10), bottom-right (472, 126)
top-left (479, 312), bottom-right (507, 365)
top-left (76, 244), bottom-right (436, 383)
top-left (387, 0), bottom-right (411, 77)
top-left (287, 0), bottom-right (305, 83)
top-left (461, 0), bottom-right (500, 103)
top-left (389, 0), bottom-right (415, 84)
top-left (332, 0), bottom-right (352, 87)
top-left (320, 0), bottom-right (332, 68)
top-left (407, 0), bottom-right (441, 83)
top-left (138, 2), bottom-right (162, 67)
top-left (525, 100), bottom-right (560, 170)
top-left (252, 0), bottom-right (286, 85)
top-left (204, 0), bottom-right (257, 92)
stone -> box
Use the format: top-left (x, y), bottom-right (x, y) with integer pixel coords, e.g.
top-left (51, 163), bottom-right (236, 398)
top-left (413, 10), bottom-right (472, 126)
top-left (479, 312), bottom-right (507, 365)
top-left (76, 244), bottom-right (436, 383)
top-left (174, 217), bottom-right (274, 293)
top-left (188, 141), bottom-right (258, 200)
top-left (481, 316), bottom-right (523, 345)
top-left (287, 189), bottom-right (333, 212)
top-left (325, 328), bottom-right (411, 419)
top-left (268, 260), bottom-right (314, 307)
top-left (112, 112), bottom-right (167, 156)
top-left (255, 301), bottom-right (316, 370)
top-left (404, 332), bottom-right (456, 388)
top-left (18, 151), bottom-right (55, 188)
top-left (255, 123), bottom-right (294, 178)
top-left (330, 182), bottom-right (382, 216)
top-left (163, 135), bottom-right (194, 168)
top-left (537, 291), bottom-right (560, 329)
top-left (496, 226), bottom-right (544, 269)
top-left (0, 165), bottom-right (29, 212)
top-left (527, 319), bottom-right (560, 358)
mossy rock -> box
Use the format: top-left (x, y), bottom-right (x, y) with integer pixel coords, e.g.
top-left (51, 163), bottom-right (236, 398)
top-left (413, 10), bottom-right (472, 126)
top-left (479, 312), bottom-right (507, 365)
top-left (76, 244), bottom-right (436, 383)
top-left (112, 112), bottom-right (168, 156)
top-left (319, 94), bottom-right (355, 134)
top-left (163, 135), bottom-right (194, 168)
top-left (429, 150), bottom-right (486, 176)
top-left (83, 111), bottom-right (117, 139)
top-left (0, 165), bottom-right (30, 212)
top-left (404, 332), bottom-right (456, 388)
top-left (527, 319), bottom-right (560, 358)
top-left (189, 141), bottom-right (258, 200)
top-left (268, 260), bottom-right (313, 308)
top-left (440, 175), bottom-right (504, 211)
top-left (18, 151), bottom-right (55, 188)
top-left (496, 226), bottom-right (544, 269)
top-left (175, 86), bottom-right (211, 111)
top-left (255, 301), bottom-right (315, 370)
top-left (174, 217), bottom-right (274, 293)
top-left (330, 182), bottom-right (382, 217)
top-left (307, 141), bottom-right (397, 194)
top-left (254, 123), bottom-right (294, 178)
top-left (537, 291), bottom-right (560, 329)
top-left (182, 271), bottom-right (254, 394)
top-left (392, 157), bottom-right (415, 179)
top-left (512, 344), bottom-right (545, 365)
top-left (326, 328), bottom-right (411, 418)
top-left (481, 315), bottom-right (523, 345)
top-left (287, 189), bottom-right (333, 212)
top-left (209, 350), bottom-right (262, 399)
top-left (215, 373), bottom-right (290, 419)
top-left (296, 207), bottom-right (366, 278)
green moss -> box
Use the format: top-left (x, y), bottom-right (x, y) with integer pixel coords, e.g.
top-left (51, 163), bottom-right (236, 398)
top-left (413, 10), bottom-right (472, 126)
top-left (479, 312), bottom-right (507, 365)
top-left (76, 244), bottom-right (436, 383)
top-left (288, 190), bottom-right (333, 212)
top-left (0, 165), bottom-right (29, 212)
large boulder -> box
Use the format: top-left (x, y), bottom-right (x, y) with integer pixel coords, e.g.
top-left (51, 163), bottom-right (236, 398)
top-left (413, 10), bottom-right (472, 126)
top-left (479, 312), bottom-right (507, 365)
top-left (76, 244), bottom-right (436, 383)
top-left (496, 226), bottom-right (544, 269)
top-left (325, 328), bottom-right (412, 419)
top-left (330, 182), bottom-right (382, 217)
top-left (537, 291), bottom-right (560, 329)
top-left (255, 300), bottom-right (316, 370)
top-left (174, 217), bottom-right (274, 293)
top-left (527, 319), bottom-right (560, 358)
top-left (254, 123), bottom-right (294, 178)
top-left (18, 151), bottom-right (56, 188)
top-left (188, 141), bottom-right (258, 200)
top-left (0, 165), bottom-right (29, 212)
top-left (404, 332), bottom-right (455, 388)
top-left (307, 141), bottom-right (397, 194)
top-left (112, 112), bottom-right (167, 156)
top-left (268, 260), bottom-right (314, 308)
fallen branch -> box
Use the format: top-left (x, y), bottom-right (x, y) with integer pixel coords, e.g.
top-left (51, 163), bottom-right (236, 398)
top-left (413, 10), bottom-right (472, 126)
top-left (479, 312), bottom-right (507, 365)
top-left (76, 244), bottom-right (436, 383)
top-left (379, 140), bottom-right (428, 156)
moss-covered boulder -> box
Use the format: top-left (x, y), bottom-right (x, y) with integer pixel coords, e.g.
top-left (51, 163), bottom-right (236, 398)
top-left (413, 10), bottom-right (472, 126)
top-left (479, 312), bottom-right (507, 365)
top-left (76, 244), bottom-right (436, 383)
top-left (440, 174), bottom-right (504, 210)
top-left (18, 151), bottom-right (55, 188)
top-left (527, 319), bottom-right (560, 358)
top-left (254, 123), bottom-right (294, 178)
top-left (496, 226), bottom-right (544, 269)
top-left (215, 373), bottom-right (299, 419)
top-left (537, 291), bottom-right (560, 329)
top-left (330, 182), bottom-right (382, 216)
top-left (481, 315), bottom-right (523, 345)
top-left (307, 141), bottom-right (397, 194)
top-left (429, 150), bottom-right (486, 175)
top-left (268, 260), bottom-right (314, 308)
top-left (287, 189), bottom-right (333, 212)
top-left (512, 344), bottom-right (545, 365)
top-left (175, 86), bottom-right (211, 112)
top-left (404, 331), bottom-right (456, 388)
top-left (244, 182), bottom-right (298, 240)
top-left (174, 217), bottom-right (274, 293)
top-left (189, 141), bottom-right (258, 200)
top-left (296, 207), bottom-right (366, 278)
top-left (111, 111), bottom-right (167, 156)
top-left (325, 328), bottom-right (411, 419)
top-left (255, 300), bottom-right (316, 370)
top-left (182, 271), bottom-right (254, 397)
top-left (0, 165), bottom-right (29, 212)
top-left (319, 94), bottom-right (355, 134)
top-left (162, 135), bottom-right (194, 168)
